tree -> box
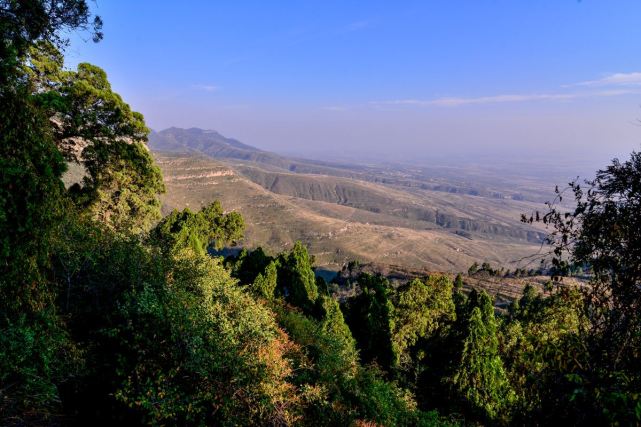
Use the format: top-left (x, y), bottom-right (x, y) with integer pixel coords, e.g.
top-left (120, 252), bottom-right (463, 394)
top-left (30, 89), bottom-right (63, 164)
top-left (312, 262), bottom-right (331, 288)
top-left (318, 295), bottom-right (358, 375)
top-left (343, 273), bottom-right (396, 372)
top-left (500, 286), bottom-right (585, 423)
top-left (468, 262), bottom-right (479, 275)
top-left (391, 276), bottom-right (455, 372)
top-left (0, 89), bottom-right (66, 311)
top-left (278, 241), bottom-right (318, 311)
top-left (454, 273), bottom-right (464, 292)
top-left (451, 291), bottom-right (513, 422)
top-left (151, 201), bottom-right (244, 255)
top-left (524, 150), bottom-right (641, 423)
top-left (0, 0), bottom-right (102, 87)
top-left (24, 43), bottom-right (148, 159)
top-left (0, 1), bottom-right (100, 422)
top-left (73, 138), bottom-right (164, 234)
top-left (22, 43), bottom-right (166, 234)
top-left (275, 293), bottom-right (444, 426)
top-left (0, 75), bottom-right (73, 427)
top-left (252, 260), bottom-right (278, 300)
top-left (112, 249), bottom-right (301, 425)
top-left (275, 299), bottom-right (358, 424)
top-left (227, 246), bottom-right (271, 286)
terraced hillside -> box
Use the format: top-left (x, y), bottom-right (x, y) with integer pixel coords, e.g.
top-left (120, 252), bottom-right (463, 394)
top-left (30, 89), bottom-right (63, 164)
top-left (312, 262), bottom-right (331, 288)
top-left (155, 151), bottom-right (551, 272)
top-left (234, 164), bottom-right (547, 243)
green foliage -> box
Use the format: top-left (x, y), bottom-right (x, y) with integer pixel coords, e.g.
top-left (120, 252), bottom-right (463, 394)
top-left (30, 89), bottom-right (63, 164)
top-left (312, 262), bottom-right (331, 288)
top-left (451, 291), bottom-right (514, 422)
top-left (252, 260), bottom-right (279, 300)
top-left (350, 366), bottom-right (451, 427)
top-left (0, 310), bottom-right (80, 423)
top-left (21, 40), bottom-right (65, 92)
top-left (56, 62), bottom-right (148, 143)
top-left (276, 298), bottom-right (445, 426)
top-left (278, 300), bottom-right (357, 382)
top-left (278, 241), bottom-right (319, 312)
top-left (343, 273), bottom-right (396, 372)
top-left (501, 286), bottom-right (587, 422)
top-left (110, 249), bottom-right (300, 425)
top-left (0, 0), bottom-right (101, 86)
top-left (454, 273), bottom-right (464, 291)
top-left (0, 3), bottom-right (98, 422)
top-left (276, 304), bottom-right (357, 424)
top-left (24, 42), bottom-right (165, 234)
top-left (227, 246), bottom-right (271, 285)
top-left (316, 274), bottom-right (329, 296)
top-left (467, 262), bottom-right (479, 275)
top-left (317, 295), bottom-right (359, 374)
top-left (61, 67), bottom-right (164, 233)
top-left (43, 213), bottom-right (301, 424)
top-left (524, 150), bottom-right (641, 424)
top-left (24, 45), bottom-right (148, 152)
top-left (0, 88), bottom-right (65, 309)
top-left (72, 139), bottom-right (165, 234)
top-left (391, 275), bottom-right (455, 371)
top-left (151, 201), bottom-right (244, 254)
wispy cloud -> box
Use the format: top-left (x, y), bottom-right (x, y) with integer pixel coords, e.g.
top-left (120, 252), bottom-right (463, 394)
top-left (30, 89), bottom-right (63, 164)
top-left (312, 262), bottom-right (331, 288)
top-left (193, 84), bottom-right (220, 92)
top-left (371, 89), bottom-right (640, 108)
top-left (368, 71), bottom-right (641, 108)
top-left (321, 106), bottom-right (348, 111)
top-left (378, 93), bottom-right (576, 107)
top-left (574, 72), bottom-right (641, 87)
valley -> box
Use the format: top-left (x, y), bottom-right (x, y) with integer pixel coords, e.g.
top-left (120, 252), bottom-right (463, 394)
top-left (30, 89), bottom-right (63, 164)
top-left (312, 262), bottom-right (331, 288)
top-left (151, 128), bottom-right (559, 273)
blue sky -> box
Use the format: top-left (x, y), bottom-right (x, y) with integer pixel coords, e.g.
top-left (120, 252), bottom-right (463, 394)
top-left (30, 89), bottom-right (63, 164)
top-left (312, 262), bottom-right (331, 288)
top-left (67, 1), bottom-right (641, 169)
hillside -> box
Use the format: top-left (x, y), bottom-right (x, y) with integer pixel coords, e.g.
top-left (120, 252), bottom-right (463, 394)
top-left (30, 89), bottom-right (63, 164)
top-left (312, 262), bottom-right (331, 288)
top-left (155, 150), bottom-right (550, 272)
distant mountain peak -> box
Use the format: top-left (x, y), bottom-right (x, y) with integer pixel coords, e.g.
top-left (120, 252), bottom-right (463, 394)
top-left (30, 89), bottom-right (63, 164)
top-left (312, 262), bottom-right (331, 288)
top-left (149, 126), bottom-right (274, 161)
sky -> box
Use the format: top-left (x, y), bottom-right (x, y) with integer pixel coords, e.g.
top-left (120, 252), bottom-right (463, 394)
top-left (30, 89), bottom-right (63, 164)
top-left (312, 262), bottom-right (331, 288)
top-left (67, 1), bottom-right (641, 172)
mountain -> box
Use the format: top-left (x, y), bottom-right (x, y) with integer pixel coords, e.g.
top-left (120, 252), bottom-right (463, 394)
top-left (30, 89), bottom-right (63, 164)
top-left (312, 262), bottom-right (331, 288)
top-left (150, 127), bottom-right (400, 180)
top-left (149, 127), bottom-right (294, 170)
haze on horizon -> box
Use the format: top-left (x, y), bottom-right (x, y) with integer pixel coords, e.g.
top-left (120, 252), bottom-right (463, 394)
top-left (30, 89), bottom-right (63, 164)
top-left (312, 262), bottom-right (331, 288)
top-left (67, 1), bottom-right (641, 174)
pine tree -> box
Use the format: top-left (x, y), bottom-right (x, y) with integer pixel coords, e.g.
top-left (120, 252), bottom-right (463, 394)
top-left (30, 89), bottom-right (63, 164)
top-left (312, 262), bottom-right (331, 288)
top-left (391, 276), bottom-right (455, 371)
top-left (452, 291), bottom-right (513, 422)
top-left (318, 295), bottom-right (359, 377)
top-left (278, 241), bottom-right (318, 311)
top-left (343, 273), bottom-right (396, 371)
top-left (454, 273), bottom-right (464, 292)
top-left (252, 261), bottom-right (278, 300)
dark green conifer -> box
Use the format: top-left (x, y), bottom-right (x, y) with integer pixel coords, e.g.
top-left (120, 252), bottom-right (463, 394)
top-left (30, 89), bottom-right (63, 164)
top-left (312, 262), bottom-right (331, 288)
top-left (452, 291), bottom-right (513, 422)
top-left (278, 241), bottom-right (318, 311)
